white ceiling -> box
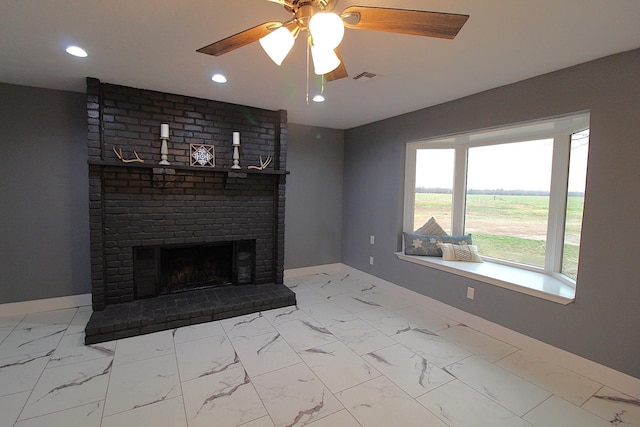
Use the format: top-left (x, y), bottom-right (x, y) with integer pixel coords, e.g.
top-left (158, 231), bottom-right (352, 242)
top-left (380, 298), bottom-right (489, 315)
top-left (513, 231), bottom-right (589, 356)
top-left (1, 1), bottom-right (639, 130)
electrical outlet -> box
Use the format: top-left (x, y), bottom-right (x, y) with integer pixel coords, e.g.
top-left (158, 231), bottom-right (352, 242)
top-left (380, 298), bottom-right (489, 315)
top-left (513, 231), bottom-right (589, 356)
top-left (466, 287), bottom-right (475, 300)
top-left (370, 235), bottom-right (375, 245)
top-left (369, 256), bottom-right (374, 265)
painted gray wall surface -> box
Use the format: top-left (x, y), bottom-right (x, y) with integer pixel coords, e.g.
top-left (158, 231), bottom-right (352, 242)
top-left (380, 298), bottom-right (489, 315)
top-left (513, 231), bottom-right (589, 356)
top-left (285, 123), bottom-right (343, 269)
top-left (0, 84), bottom-right (90, 303)
top-left (342, 48), bottom-right (640, 378)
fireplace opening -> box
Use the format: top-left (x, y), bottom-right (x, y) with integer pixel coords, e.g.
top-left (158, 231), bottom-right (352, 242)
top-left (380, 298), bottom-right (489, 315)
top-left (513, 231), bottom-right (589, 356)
top-left (161, 244), bottom-right (232, 294)
top-left (133, 240), bottom-right (256, 299)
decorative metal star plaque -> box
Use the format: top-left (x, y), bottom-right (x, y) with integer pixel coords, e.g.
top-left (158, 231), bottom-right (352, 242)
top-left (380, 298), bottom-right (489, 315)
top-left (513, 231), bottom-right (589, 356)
top-left (190, 144), bottom-right (215, 167)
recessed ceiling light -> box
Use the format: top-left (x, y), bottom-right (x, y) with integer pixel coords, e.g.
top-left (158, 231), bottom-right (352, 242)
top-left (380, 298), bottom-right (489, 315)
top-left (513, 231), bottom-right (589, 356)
top-left (211, 74), bottom-right (227, 83)
top-left (312, 94), bottom-right (325, 102)
top-left (66, 46), bottom-right (88, 58)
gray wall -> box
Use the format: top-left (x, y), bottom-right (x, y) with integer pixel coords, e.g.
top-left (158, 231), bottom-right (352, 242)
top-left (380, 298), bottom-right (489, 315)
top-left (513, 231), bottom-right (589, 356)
top-left (284, 124), bottom-right (344, 269)
top-left (0, 84), bottom-right (90, 303)
top-left (341, 48), bottom-right (640, 378)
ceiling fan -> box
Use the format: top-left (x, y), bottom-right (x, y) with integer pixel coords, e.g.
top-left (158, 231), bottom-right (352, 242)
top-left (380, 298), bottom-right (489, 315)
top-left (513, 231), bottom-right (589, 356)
top-left (197, 0), bottom-right (469, 83)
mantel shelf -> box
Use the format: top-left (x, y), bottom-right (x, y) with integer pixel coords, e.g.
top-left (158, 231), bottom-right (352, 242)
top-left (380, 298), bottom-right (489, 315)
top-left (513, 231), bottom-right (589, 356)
top-left (88, 160), bottom-right (289, 175)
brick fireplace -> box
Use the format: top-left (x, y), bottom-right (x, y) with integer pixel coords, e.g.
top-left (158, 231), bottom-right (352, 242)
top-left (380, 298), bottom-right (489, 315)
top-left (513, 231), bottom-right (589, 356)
top-left (84, 78), bottom-right (295, 344)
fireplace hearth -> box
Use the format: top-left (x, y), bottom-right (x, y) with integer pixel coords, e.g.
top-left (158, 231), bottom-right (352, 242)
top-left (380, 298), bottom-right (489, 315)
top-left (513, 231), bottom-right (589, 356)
top-left (84, 79), bottom-right (294, 344)
top-left (84, 283), bottom-right (295, 344)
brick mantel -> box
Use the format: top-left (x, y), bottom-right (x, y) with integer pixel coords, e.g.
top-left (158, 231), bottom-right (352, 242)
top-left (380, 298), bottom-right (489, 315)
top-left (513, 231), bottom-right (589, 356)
top-left (86, 78), bottom-right (287, 310)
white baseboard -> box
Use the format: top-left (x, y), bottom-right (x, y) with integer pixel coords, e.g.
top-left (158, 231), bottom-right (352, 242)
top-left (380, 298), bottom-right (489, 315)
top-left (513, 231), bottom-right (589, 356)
top-left (336, 264), bottom-right (640, 399)
top-left (0, 293), bottom-right (92, 317)
top-left (284, 263), bottom-right (344, 279)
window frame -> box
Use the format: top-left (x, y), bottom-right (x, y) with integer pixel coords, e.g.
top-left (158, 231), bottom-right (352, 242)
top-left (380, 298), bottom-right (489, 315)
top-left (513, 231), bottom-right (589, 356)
top-left (403, 112), bottom-right (590, 288)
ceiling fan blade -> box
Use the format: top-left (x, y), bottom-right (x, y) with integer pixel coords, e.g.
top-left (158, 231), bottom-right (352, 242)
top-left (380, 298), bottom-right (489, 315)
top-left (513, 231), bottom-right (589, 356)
top-left (197, 21), bottom-right (282, 56)
top-left (324, 49), bottom-right (348, 82)
top-left (341, 6), bottom-right (469, 39)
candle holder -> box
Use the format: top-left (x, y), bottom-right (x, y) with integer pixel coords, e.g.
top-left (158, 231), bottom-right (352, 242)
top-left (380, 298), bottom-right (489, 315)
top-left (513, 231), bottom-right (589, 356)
top-left (231, 144), bottom-right (241, 169)
top-left (159, 124), bottom-right (170, 166)
top-left (159, 138), bottom-right (170, 165)
top-left (231, 131), bottom-right (241, 169)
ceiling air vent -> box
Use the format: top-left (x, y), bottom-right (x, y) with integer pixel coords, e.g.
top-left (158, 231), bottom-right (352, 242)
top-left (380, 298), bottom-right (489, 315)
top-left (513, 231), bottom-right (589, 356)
top-left (353, 72), bottom-right (377, 80)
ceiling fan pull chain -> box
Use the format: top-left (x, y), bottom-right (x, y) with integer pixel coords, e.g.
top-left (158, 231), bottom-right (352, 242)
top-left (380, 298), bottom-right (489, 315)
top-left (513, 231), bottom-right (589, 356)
top-left (306, 35), bottom-right (310, 104)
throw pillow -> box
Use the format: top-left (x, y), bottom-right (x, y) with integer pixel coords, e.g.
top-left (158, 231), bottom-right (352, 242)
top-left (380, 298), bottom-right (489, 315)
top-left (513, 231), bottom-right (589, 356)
top-left (438, 243), bottom-right (483, 262)
top-left (415, 217), bottom-right (448, 236)
top-left (403, 232), bottom-right (472, 257)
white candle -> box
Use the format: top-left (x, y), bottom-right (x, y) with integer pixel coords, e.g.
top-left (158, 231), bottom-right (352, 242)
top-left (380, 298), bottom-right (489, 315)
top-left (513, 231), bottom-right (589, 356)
top-left (160, 124), bottom-right (169, 139)
top-left (233, 132), bottom-right (240, 145)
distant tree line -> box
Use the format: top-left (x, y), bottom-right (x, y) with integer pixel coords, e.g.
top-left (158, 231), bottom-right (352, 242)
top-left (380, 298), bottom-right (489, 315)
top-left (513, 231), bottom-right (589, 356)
top-left (416, 187), bottom-right (584, 197)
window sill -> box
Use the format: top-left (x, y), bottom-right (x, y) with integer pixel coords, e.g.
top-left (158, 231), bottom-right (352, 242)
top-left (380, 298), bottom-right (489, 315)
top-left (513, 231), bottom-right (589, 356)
top-left (395, 252), bottom-right (575, 305)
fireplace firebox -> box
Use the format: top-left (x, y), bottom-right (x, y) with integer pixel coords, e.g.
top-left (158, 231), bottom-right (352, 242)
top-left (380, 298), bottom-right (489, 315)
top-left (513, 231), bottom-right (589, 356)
top-left (133, 240), bottom-right (255, 299)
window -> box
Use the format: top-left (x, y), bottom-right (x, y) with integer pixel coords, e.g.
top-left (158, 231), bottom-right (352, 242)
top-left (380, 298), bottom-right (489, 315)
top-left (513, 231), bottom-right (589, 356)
top-left (404, 113), bottom-right (589, 286)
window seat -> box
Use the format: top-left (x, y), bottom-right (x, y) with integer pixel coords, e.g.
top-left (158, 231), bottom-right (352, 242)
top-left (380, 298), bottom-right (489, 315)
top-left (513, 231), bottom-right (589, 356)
top-left (395, 252), bottom-right (576, 305)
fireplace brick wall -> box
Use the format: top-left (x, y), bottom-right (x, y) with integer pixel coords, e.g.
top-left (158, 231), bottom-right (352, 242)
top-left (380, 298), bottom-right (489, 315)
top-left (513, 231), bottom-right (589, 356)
top-left (87, 78), bottom-right (287, 310)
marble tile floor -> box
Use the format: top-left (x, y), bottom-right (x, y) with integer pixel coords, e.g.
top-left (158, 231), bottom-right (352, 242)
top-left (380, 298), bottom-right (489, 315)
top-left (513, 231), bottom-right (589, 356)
top-left (1, 271), bottom-right (638, 427)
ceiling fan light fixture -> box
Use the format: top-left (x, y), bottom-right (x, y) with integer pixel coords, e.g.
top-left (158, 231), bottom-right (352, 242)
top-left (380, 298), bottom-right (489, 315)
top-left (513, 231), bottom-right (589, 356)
top-left (311, 45), bottom-right (340, 75)
top-left (259, 26), bottom-right (295, 66)
top-left (309, 12), bottom-right (344, 49)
